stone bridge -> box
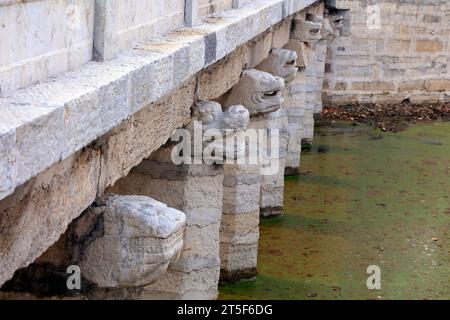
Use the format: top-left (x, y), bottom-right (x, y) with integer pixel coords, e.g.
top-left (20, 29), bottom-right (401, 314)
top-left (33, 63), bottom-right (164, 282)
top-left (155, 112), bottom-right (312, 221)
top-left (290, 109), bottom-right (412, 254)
top-left (1, 0), bottom-right (448, 299)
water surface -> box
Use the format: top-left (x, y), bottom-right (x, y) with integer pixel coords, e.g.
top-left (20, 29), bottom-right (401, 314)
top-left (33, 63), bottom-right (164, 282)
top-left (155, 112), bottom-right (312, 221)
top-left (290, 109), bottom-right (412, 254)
top-left (219, 121), bottom-right (450, 300)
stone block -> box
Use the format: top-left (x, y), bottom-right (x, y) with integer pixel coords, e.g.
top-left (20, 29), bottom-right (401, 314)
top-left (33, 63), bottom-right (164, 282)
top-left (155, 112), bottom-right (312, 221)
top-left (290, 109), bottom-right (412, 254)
top-left (426, 79), bottom-right (450, 92)
top-left (387, 39), bottom-right (411, 53)
top-left (410, 94), bottom-right (441, 105)
top-left (271, 18), bottom-right (292, 48)
top-left (351, 81), bottom-right (395, 92)
top-left (220, 211), bottom-right (259, 281)
top-left (398, 81), bottom-right (426, 92)
top-left (416, 40), bottom-right (444, 52)
top-left (197, 47), bottom-right (245, 100)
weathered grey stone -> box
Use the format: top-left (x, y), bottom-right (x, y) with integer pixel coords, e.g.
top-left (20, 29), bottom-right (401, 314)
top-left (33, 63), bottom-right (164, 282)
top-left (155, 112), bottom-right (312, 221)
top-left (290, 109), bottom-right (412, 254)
top-left (0, 147), bottom-right (101, 287)
top-left (219, 121), bottom-right (263, 282)
top-left (0, 0), bottom-right (327, 295)
top-left (110, 143), bottom-right (224, 299)
top-left (284, 40), bottom-right (309, 69)
top-left (0, 128), bottom-right (15, 200)
top-left (0, 0), bottom-right (94, 94)
top-left (78, 194), bottom-right (186, 288)
top-left (220, 210), bottom-right (259, 282)
top-left (257, 48), bottom-right (299, 83)
top-left (0, 0), bottom-right (302, 204)
top-left (292, 13), bottom-right (323, 43)
top-left (223, 69), bottom-right (285, 115)
top-left (0, 194), bottom-right (186, 298)
top-left (189, 101), bottom-right (250, 133)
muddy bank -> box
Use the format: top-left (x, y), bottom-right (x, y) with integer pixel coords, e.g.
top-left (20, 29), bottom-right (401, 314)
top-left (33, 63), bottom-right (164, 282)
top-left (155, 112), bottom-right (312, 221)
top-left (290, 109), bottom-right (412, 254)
top-left (320, 102), bottom-right (450, 132)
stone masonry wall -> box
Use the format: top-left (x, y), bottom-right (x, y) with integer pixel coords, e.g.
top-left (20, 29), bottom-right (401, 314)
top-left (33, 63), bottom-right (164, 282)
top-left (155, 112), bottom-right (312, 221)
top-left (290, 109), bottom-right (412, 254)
top-left (0, 0), bottom-right (95, 94)
top-left (323, 0), bottom-right (450, 106)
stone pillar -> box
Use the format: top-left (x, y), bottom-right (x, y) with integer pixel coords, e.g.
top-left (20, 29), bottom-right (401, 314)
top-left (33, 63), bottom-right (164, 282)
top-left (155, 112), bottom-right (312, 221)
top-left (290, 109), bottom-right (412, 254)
top-left (111, 101), bottom-right (250, 298)
top-left (220, 146), bottom-right (261, 282)
top-left (257, 49), bottom-right (299, 201)
top-left (223, 68), bottom-right (286, 218)
top-left (0, 194), bottom-right (186, 299)
top-left (112, 156), bottom-right (224, 299)
top-left (219, 69), bottom-right (284, 281)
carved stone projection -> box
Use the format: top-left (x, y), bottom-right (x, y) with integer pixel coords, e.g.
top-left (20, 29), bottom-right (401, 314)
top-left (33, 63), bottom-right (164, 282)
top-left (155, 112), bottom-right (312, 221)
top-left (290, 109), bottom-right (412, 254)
top-left (190, 101), bottom-right (250, 132)
top-left (321, 15), bottom-right (341, 41)
top-left (187, 101), bottom-right (250, 161)
top-left (322, 6), bottom-right (350, 42)
top-left (257, 49), bottom-right (299, 84)
top-left (0, 195), bottom-right (186, 299)
top-left (292, 13), bottom-right (324, 44)
top-left (222, 68), bottom-right (287, 217)
top-left (109, 100), bottom-right (250, 299)
top-left (223, 69), bottom-right (285, 116)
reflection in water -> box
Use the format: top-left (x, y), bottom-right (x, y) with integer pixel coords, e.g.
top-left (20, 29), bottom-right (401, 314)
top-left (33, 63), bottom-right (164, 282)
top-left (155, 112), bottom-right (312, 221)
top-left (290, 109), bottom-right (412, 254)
top-left (219, 121), bottom-right (450, 300)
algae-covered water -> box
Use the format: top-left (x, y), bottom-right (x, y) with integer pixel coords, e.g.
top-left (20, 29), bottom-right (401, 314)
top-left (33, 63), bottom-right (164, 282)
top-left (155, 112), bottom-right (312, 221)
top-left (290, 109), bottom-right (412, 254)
top-left (219, 121), bottom-right (450, 300)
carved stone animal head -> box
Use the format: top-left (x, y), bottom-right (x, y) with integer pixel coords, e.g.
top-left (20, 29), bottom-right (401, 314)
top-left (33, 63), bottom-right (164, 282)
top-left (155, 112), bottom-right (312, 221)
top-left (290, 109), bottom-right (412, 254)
top-left (23, 194), bottom-right (186, 292)
top-left (330, 14), bottom-right (344, 31)
top-left (284, 40), bottom-right (308, 69)
top-left (189, 101), bottom-right (250, 161)
top-left (292, 13), bottom-right (324, 43)
top-left (77, 194), bottom-right (186, 288)
top-left (222, 104), bottom-right (250, 131)
top-left (191, 101), bottom-right (250, 132)
top-left (325, 5), bottom-right (351, 37)
top-left (224, 69), bottom-right (285, 116)
top-left (257, 49), bottom-right (299, 83)
top-left (322, 13), bottom-right (344, 40)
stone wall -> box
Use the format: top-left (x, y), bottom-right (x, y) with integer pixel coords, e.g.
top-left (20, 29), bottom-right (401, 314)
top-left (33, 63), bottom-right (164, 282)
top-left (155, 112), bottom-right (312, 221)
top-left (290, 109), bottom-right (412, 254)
top-left (323, 0), bottom-right (450, 106)
top-left (94, 0), bottom-right (186, 60)
top-left (0, 0), bottom-right (95, 94)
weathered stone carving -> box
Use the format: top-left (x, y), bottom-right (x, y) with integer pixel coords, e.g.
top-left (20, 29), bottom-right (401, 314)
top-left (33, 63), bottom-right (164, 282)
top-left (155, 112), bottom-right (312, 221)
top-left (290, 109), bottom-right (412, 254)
top-left (284, 40), bottom-right (309, 69)
top-left (325, 4), bottom-right (351, 37)
top-left (76, 194), bottom-right (186, 288)
top-left (322, 9), bottom-right (349, 41)
top-left (187, 101), bottom-right (250, 162)
top-left (0, 194), bottom-right (186, 298)
top-left (223, 69), bottom-right (285, 116)
top-left (292, 14), bottom-right (324, 43)
top-left (110, 148), bottom-right (225, 299)
top-left (189, 101), bottom-right (250, 133)
top-left (256, 49), bottom-right (299, 83)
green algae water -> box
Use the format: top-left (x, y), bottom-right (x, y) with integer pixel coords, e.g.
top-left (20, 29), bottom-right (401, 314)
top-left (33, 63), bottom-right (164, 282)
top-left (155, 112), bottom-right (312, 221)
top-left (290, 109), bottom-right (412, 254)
top-left (219, 121), bottom-right (450, 300)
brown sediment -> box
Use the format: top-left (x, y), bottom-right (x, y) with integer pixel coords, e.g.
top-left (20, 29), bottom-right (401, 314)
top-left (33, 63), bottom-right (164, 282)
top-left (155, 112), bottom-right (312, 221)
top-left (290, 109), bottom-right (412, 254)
top-left (320, 102), bottom-right (450, 132)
